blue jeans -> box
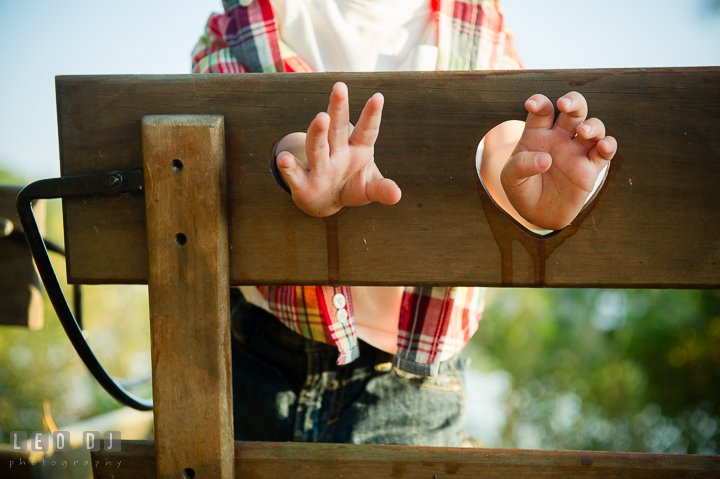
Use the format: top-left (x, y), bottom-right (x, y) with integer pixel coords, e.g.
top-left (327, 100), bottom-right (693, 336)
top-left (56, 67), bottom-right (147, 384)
top-left (230, 289), bottom-right (468, 446)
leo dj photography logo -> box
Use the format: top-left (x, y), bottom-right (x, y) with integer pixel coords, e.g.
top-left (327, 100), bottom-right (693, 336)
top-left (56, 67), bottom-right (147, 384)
top-left (9, 430), bottom-right (121, 452)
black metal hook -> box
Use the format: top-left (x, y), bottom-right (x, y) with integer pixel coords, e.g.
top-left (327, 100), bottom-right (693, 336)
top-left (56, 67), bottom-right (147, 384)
top-left (16, 169), bottom-right (152, 411)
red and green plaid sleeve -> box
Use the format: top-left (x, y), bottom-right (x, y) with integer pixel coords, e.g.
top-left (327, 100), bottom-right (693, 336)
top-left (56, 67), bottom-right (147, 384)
top-left (395, 287), bottom-right (484, 376)
top-left (192, 2), bottom-right (312, 74)
top-left (433, 0), bottom-right (522, 71)
top-left (192, 12), bottom-right (247, 73)
top-left (250, 286), bottom-right (360, 365)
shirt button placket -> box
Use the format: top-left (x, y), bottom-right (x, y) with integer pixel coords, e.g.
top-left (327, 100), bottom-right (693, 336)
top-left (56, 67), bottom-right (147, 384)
top-left (332, 293), bottom-right (348, 324)
top-left (332, 293), bottom-right (346, 310)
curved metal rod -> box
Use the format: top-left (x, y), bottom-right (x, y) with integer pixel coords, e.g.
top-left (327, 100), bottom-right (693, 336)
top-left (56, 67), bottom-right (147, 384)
top-left (4, 227), bottom-right (83, 328)
top-left (41, 237), bottom-right (83, 329)
top-left (16, 171), bottom-right (152, 411)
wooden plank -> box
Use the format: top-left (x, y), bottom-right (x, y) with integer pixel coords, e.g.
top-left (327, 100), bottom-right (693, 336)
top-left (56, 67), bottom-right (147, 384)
top-left (0, 186), bottom-right (45, 329)
top-left (91, 440), bottom-right (720, 479)
top-left (142, 115), bottom-right (233, 479)
top-left (0, 444), bottom-right (43, 479)
top-left (0, 408), bottom-right (153, 479)
top-left (57, 68), bottom-right (720, 288)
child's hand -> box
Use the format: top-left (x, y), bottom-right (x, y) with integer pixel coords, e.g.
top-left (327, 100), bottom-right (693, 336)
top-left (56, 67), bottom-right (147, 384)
top-left (501, 92), bottom-right (617, 230)
top-left (276, 82), bottom-right (402, 217)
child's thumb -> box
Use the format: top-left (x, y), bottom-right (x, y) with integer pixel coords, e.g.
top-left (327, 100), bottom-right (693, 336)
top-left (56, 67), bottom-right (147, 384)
top-left (501, 152), bottom-right (551, 189)
top-left (277, 152), bottom-right (308, 193)
top-left (366, 177), bottom-right (402, 206)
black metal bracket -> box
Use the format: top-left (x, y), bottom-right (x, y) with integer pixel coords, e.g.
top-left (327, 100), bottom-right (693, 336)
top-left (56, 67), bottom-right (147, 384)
top-left (16, 169), bottom-right (152, 411)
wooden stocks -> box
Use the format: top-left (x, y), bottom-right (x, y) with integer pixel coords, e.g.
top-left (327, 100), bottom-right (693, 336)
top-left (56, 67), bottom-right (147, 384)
top-left (57, 69), bottom-right (720, 288)
top-left (142, 115), bottom-right (233, 479)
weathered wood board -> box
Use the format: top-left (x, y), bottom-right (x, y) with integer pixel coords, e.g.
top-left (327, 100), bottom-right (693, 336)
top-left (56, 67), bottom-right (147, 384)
top-left (143, 115), bottom-right (233, 479)
top-left (0, 444), bottom-right (43, 479)
top-left (91, 440), bottom-right (720, 479)
top-left (57, 68), bottom-right (720, 288)
top-left (0, 186), bottom-right (45, 329)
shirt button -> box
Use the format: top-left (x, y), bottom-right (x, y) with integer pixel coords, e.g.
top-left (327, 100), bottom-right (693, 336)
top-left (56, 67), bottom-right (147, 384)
top-left (336, 308), bottom-right (348, 324)
top-left (332, 293), bottom-right (346, 310)
top-left (239, 0), bottom-right (253, 6)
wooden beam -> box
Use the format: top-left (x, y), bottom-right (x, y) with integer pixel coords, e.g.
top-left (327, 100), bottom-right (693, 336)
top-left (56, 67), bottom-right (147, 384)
top-left (0, 186), bottom-right (45, 329)
top-left (142, 115), bottom-right (233, 479)
top-left (91, 440), bottom-right (720, 479)
top-left (56, 68), bottom-right (720, 288)
top-left (0, 444), bottom-right (44, 479)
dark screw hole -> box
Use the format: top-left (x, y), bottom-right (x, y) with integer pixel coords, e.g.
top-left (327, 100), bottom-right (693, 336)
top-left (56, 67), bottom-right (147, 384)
top-left (171, 159), bottom-right (184, 172)
top-left (183, 468), bottom-right (195, 479)
top-left (175, 233), bottom-right (187, 247)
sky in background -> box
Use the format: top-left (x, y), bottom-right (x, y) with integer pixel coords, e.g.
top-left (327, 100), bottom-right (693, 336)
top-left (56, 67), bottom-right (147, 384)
top-left (0, 0), bottom-right (719, 182)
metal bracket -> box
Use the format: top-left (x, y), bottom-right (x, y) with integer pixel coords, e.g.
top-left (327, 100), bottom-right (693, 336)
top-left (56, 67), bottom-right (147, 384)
top-left (16, 169), bottom-right (152, 410)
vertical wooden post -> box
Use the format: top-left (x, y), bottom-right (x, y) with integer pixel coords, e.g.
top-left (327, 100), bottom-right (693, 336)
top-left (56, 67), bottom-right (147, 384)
top-left (142, 115), bottom-right (233, 479)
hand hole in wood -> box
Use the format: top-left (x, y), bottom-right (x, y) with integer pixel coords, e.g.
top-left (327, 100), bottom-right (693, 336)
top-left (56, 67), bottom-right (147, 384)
top-left (183, 468), bottom-right (195, 479)
top-left (175, 233), bottom-right (187, 247)
top-left (171, 159), bottom-right (184, 172)
top-left (476, 120), bottom-right (607, 236)
top-left (269, 132), bottom-right (307, 194)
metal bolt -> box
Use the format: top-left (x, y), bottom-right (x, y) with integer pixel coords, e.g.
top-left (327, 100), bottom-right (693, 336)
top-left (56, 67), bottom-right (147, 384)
top-left (106, 172), bottom-right (125, 188)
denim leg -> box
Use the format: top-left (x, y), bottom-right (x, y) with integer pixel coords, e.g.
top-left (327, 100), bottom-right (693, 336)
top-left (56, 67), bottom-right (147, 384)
top-left (231, 317), bottom-right (299, 441)
top-left (325, 353), bottom-right (468, 446)
top-left (230, 288), bottom-right (467, 446)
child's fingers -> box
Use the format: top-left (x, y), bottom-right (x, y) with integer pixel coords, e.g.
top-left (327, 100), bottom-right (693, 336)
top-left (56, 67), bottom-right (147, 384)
top-left (350, 93), bottom-right (384, 148)
top-left (588, 136), bottom-right (617, 167)
top-left (306, 112), bottom-right (331, 171)
top-left (524, 94), bottom-right (555, 130)
top-left (576, 117), bottom-right (606, 150)
top-left (277, 151), bottom-right (309, 193)
top-left (501, 151), bottom-right (552, 188)
top-left (327, 82), bottom-right (351, 156)
top-left (577, 118), bottom-right (606, 141)
top-left (554, 91), bottom-right (588, 136)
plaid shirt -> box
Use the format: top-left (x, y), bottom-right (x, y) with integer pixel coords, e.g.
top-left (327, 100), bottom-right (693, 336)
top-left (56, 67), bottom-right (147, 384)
top-left (193, 0), bottom-right (521, 376)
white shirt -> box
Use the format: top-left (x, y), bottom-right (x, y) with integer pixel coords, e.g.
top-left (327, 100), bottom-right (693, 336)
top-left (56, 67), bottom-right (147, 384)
top-left (270, 0), bottom-right (438, 72)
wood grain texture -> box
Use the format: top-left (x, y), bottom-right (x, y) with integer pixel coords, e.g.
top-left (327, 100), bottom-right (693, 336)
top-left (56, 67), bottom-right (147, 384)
top-left (142, 115), bottom-right (233, 479)
top-left (57, 68), bottom-right (720, 287)
top-left (91, 440), bottom-right (720, 479)
top-left (0, 186), bottom-right (45, 329)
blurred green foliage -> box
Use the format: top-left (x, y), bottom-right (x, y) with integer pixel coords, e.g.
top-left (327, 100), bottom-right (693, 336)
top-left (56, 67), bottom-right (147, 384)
top-left (0, 170), bottom-right (24, 186)
top-left (468, 288), bottom-right (720, 453)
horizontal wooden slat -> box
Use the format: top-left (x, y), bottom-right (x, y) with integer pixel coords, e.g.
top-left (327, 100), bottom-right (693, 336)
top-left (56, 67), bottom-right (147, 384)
top-left (57, 68), bottom-right (720, 287)
top-left (91, 440), bottom-right (720, 479)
